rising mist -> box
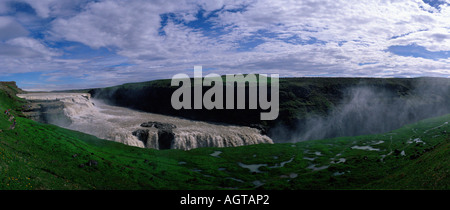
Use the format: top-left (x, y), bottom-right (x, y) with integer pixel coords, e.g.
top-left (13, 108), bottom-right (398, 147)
top-left (270, 78), bottom-right (450, 142)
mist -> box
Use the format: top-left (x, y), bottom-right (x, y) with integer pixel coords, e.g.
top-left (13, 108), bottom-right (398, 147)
top-left (270, 78), bottom-right (450, 142)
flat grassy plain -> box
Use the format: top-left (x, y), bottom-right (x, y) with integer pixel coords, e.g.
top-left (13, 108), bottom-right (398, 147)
top-left (0, 82), bottom-right (448, 190)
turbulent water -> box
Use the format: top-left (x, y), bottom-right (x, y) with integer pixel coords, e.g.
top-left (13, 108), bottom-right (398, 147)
top-left (17, 93), bottom-right (273, 150)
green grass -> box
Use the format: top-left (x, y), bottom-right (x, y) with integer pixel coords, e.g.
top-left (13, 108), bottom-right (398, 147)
top-left (0, 83), bottom-right (448, 190)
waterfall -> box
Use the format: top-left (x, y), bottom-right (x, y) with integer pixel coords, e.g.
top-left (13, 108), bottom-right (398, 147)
top-left (18, 93), bottom-right (273, 150)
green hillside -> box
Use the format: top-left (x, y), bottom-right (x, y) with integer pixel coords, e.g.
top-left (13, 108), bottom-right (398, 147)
top-left (0, 82), bottom-right (448, 190)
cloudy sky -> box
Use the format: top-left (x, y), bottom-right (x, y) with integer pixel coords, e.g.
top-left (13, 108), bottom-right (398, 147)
top-left (0, 0), bottom-right (449, 90)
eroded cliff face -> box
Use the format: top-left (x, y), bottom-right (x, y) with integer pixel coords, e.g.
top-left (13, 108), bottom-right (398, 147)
top-left (18, 93), bottom-right (88, 126)
top-left (18, 93), bottom-right (273, 150)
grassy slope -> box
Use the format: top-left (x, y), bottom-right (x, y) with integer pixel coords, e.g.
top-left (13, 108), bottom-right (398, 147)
top-left (0, 83), bottom-right (448, 190)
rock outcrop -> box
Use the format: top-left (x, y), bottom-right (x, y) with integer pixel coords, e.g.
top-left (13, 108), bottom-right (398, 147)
top-left (133, 121), bottom-right (176, 150)
top-left (140, 121), bottom-right (177, 130)
top-left (157, 129), bottom-right (175, 150)
top-left (132, 129), bottom-right (150, 147)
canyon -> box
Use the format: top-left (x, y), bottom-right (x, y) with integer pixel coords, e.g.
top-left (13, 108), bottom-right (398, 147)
top-left (17, 92), bottom-right (273, 150)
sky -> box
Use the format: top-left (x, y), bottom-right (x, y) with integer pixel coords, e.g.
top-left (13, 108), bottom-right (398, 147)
top-left (0, 0), bottom-right (449, 91)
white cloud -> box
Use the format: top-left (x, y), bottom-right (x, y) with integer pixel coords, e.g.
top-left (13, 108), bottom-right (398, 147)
top-left (0, 1), bottom-right (9, 14)
top-left (0, 16), bottom-right (28, 40)
top-left (17, 0), bottom-right (90, 18)
top-left (0, 15), bottom-right (61, 75)
top-left (21, 0), bottom-right (55, 18)
top-left (6, 37), bottom-right (60, 57)
top-left (2, 0), bottom-right (450, 90)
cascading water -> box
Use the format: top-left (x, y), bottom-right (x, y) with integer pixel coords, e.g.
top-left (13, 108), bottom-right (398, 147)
top-left (18, 93), bottom-right (273, 150)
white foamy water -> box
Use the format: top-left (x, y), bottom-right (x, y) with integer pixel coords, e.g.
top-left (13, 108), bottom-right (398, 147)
top-left (351, 145), bottom-right (380, 151)
top-left (18, 93), bottom-right (273, 150)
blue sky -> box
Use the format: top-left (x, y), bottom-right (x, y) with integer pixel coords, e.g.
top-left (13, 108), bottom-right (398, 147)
top-left (0, 0), bottom-right (449, 90)
top-left (388, 44), bottom-right (450, 60)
